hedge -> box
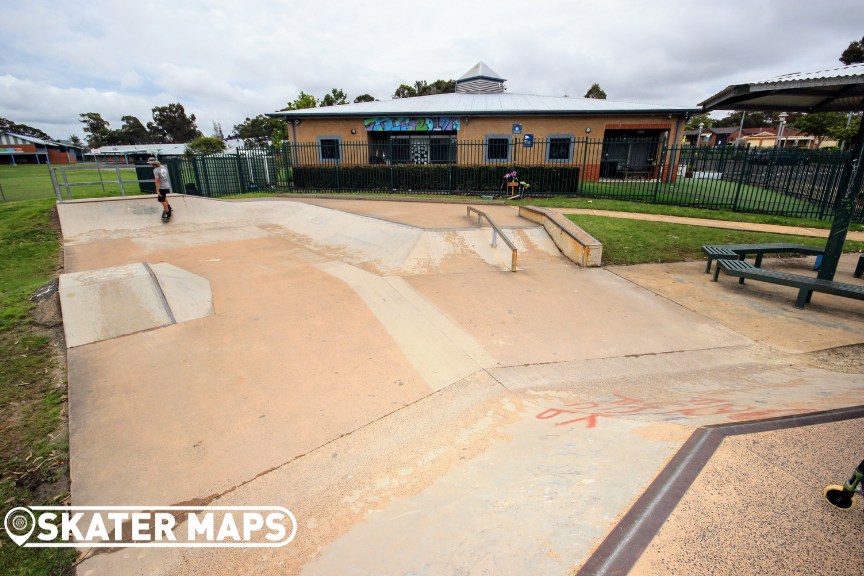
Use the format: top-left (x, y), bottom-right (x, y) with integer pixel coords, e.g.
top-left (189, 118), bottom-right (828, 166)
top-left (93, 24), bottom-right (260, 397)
top-left (291, 164), bottom-right (580, 195)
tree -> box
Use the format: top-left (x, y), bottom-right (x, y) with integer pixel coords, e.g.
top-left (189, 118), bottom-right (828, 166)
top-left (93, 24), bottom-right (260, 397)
top-left (185, 136), bottom-right (227, 156)
top-left (685, 113), bottom-right (713, 131)
top-left (429, 79), bottom-right (456, 94)
top-left (393, 84), bottom-right (417, 99)
top-left (0, 117), bottom-right (52, 141)
top-left (834, 114), bottom-right (862, 148)
top-left (212, 121), bottom-right (225, 140)
top-left (840, 35), bottom-right (864, 65)
top-left (354, 93), bottom-right (376, 103)
top-left (280, 91), bottom-right (318, 111)
top-left (231, 114), bottom-right (288, 147)
top-left (68, 135), bottom-right (82, 147)
top-left (791, 113), bottom-right (844, 146)
top-left (116, 115), bottom-right (153, 144)
top-left (584, 83), bottom-right (607, 99)
top-left (392, 79), bottom-right (455, 99)
top-left (320, 88), bottom-right (349, 107)
top-left (146, 103), bottom-right (202, 143)
top-left (78, 112), bottom-right (112, 148)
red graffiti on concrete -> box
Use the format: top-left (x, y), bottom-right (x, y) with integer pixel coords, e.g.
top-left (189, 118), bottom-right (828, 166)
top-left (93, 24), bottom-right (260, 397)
top-left (535, 394), bottom-right (802, 429)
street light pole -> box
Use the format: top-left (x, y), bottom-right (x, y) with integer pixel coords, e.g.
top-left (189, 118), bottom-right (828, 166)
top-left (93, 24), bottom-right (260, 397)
top-left (696, 122), bottom-right (704, 147)
top-left (776, 112), bottom-right (788, 148)
top-left (735, 110), bottom-right (746, 147)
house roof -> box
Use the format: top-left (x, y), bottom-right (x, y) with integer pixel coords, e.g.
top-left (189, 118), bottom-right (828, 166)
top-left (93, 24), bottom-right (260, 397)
top-left (88, 140), bottom-right (243, 156)
top-left (458, 61), bottom-right (505, 82)
top-left (1, 131), bottom-right (54, 146)
top-left (269, 92), bottom-right (698, 119)
top-left (708, 126), bottom-right (739, 134)
top-left (700, 63), bottom-right (864, 112)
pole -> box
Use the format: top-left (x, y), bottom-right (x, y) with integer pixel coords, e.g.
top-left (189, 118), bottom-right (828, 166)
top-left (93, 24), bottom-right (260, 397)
top-left (817, 118), bottom-right (864, 281)
top-left (735, 111), bottom-right (745, 147)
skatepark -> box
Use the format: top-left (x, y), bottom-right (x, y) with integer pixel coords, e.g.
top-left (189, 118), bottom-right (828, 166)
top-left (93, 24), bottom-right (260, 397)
top-left (56, 195), bottom-right (864, 575)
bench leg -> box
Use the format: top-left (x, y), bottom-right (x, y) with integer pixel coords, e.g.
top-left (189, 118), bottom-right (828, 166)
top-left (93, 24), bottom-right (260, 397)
top-left (738, 276), bottom-right (745, 285)
top-left (755, 253), bottom-right (763, 268)
top-left (855, 256), bottom-right (864, 278)
top-left (712, 265), bottom-right (721, 282)
top-left (795, 289), bottom-right (812, 308)
top-left (705, 257), bottom-right (713, 274)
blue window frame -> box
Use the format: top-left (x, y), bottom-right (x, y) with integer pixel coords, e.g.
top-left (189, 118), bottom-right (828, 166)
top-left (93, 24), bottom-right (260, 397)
top-left (317, 136), bottom-right (341, 162)
top-left (546, 135), bottom-right (574, 163)
top-left (484, 135), bottom-right (510, 162)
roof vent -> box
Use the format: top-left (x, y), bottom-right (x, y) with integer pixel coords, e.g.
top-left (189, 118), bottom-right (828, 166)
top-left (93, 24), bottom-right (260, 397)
top-left (456, 61), bottom-right (506, 94)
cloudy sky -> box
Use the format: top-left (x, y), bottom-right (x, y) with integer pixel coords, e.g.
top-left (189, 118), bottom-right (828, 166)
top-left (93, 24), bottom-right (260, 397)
top-left (1, 0), bottom-right (861, 141)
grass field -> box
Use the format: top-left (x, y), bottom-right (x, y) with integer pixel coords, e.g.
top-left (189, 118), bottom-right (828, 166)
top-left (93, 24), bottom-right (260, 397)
top-left (0, 200), bottom-right (75, 575)
top-left (0, 164), bottom-right (146, 202)
top-left (567, 214), bottom-right (864, 266)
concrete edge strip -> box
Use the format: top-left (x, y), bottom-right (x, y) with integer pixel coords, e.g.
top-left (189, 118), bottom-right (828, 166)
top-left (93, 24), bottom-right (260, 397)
top-left (142, 262), bottom-right (176, 325)
top-left (576, 404), bottom-right (864, 576)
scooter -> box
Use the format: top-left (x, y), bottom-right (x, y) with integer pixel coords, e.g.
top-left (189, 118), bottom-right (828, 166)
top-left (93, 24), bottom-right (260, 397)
top-left (825, 459), bottom-right (864, 510)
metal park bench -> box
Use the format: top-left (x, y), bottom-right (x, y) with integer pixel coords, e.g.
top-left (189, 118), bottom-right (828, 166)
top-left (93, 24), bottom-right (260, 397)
top-left (702, 243), bottom-right (825, 274)
top-left (713, 259), bottom-right (864, 308)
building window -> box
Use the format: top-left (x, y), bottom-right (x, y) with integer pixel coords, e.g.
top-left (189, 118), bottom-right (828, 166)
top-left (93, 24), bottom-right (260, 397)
top-left (547, 135), bottom-right (573, 163)
top-left (485, 136), bottom-right (510, 162)
top-left (429, 136), bottom-right (456, 163)
top-left (317, 137), bottom-right (341, 162)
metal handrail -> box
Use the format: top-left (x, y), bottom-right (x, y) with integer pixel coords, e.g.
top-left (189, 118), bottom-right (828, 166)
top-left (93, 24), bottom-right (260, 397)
top-left (466, 206), bottom-right (518, 272)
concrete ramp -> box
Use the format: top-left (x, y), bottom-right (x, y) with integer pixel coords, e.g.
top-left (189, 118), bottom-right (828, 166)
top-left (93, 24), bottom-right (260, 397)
top-left (59, 262), bottom-right (213, 347)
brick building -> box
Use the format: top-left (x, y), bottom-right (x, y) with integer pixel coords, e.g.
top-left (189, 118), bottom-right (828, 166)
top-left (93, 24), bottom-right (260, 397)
top-left (268, 62), bottom-right (699, 181)
top-left (1, 132), bottom-right (82, 165)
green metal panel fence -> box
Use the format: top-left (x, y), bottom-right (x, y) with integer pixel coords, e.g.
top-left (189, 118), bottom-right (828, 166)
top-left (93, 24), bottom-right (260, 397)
top-left (161, 138), bottom-right (863, 223)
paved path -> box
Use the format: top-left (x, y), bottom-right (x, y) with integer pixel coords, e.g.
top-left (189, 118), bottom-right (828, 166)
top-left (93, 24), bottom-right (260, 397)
top-left (553, 207), bottom-right (864, 241)
top-left (56, 196), bottom-right (864, 576)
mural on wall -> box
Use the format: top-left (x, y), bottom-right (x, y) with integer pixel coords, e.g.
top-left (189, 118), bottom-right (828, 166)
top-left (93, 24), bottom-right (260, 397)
top-left (364, 117), bottom-right (460, 132)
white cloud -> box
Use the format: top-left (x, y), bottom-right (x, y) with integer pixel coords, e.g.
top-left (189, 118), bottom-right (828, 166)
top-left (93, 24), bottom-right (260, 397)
top-left (1, 0), bottom-right (862, 140)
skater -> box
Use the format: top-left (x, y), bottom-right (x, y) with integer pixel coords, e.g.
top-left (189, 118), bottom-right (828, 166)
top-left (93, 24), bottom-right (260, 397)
top-left (148, 156), bottom-right (173, 221)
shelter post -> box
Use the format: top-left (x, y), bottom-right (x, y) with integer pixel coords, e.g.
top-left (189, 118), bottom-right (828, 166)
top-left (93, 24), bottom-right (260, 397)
top-left (817, 119), bottom-right (864, 281)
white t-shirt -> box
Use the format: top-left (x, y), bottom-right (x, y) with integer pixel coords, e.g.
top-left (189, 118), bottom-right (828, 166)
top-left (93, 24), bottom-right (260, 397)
top-left (153, 165), bottom-right (171, 191)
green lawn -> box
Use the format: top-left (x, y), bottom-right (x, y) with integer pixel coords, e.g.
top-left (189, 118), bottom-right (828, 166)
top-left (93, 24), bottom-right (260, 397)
top-left (568, 214), bottom-right (864, 266)
top-left (511, 196), bottom-right (864, 232)
top-left (0, 164), bottom-right (145, 202)
top-left (0, 200), bottom-right (76, 575)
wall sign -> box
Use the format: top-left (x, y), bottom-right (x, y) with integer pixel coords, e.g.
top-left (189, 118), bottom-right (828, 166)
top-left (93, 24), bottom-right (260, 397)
top-left (523, 134), bottom-right (534, 148)
top-left (512, 123), bottom-right (523, 134)
top-left (364, 117), bottom-right (460, 132)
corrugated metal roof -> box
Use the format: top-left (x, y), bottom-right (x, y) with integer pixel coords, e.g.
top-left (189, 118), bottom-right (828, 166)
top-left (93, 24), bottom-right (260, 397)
top-left (700, 63), bottom-right (864, 112)
top-left (270, 92), bottom-right (698, 118)
top-left (458, 61), bottom-right (505, 82)
top-left (755, 63), bottom-right (864, 85)
top-left (0, 131), bottom-right (55, 146)
top-left (89, 140), bottom-right (243, 156)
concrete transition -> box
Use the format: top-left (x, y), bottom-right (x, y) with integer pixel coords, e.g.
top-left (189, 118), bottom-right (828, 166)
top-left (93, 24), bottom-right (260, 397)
top-left (59, 262), bottom-right (214, 347)
top-left (55, 195), bottom-right (864, 576)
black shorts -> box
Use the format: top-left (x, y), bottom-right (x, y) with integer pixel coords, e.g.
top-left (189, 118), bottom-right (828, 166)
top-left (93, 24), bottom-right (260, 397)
top-left (157, 189), bottom-right (170, 202)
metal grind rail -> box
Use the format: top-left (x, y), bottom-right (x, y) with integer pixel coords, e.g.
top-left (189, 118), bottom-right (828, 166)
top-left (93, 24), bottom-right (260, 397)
top-left (466, 206), bottom-right (518, 272)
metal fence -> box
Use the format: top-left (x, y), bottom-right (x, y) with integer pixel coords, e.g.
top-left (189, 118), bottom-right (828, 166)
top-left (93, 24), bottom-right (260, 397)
top-left (157, 138), bottom-right (864, 222)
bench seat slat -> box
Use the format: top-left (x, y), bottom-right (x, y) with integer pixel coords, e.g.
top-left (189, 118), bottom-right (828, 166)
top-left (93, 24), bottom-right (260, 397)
top-left (714, 259), bottom-right (864, 308)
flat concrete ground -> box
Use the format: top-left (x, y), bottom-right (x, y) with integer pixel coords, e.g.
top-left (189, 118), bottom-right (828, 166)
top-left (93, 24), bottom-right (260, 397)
top-left (57, 196), bottom-right (864, 575)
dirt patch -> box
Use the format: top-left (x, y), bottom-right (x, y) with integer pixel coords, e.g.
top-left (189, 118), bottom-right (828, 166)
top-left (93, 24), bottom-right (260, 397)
top-left (803, 343), bottom-right (864, 374)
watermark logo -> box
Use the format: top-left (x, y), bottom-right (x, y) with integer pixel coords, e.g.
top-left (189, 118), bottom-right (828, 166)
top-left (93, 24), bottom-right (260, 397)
top-left (3, 506), bottom-right (297, 548)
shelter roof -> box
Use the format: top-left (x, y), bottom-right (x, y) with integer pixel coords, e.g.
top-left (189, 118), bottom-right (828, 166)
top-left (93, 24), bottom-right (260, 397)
top-left (700, 63), bottom-right (864, 112)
